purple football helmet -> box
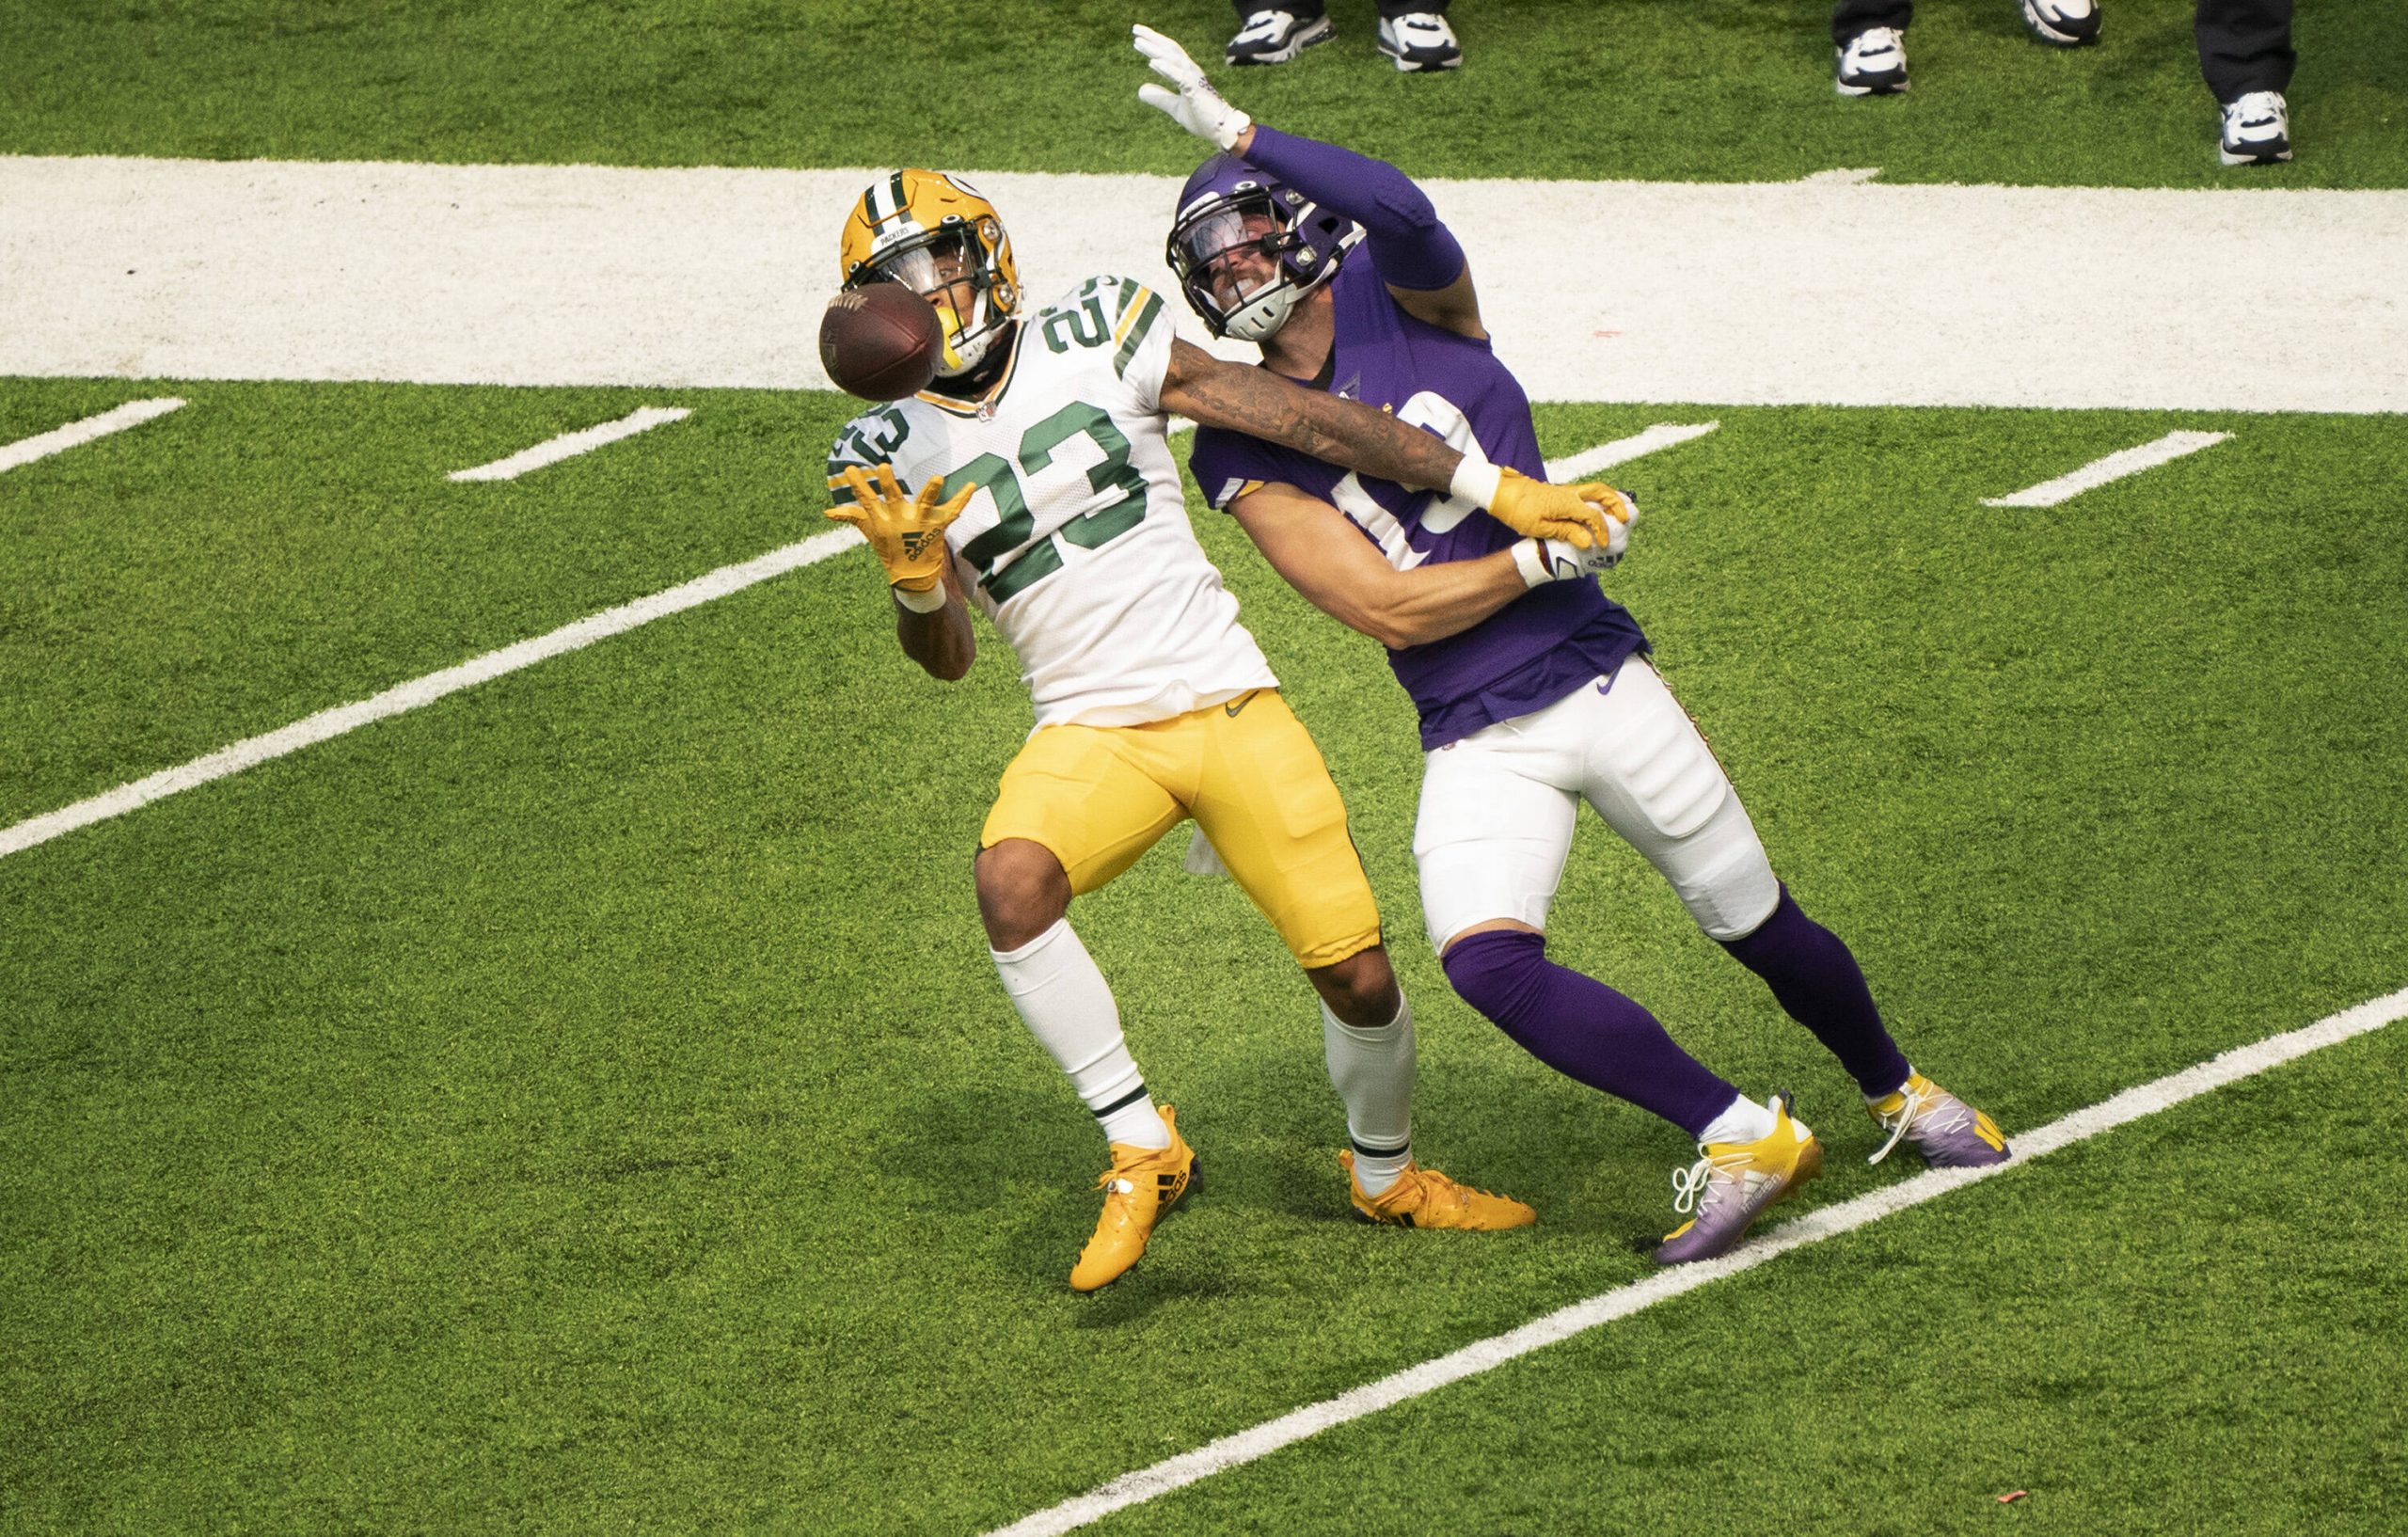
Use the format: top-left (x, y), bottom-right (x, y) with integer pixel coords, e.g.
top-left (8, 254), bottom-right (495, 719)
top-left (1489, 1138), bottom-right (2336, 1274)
top-left (1165, 153), bottom-right (1359, 341)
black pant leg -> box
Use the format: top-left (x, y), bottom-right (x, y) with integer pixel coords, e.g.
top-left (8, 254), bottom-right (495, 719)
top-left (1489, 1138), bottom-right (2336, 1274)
top-left (1833, 0), bottom-right (1912, 46)
top-left (2195, 0), bottom-right (2295, 102)
top-left (1375, 0), bottom-right (1449, 17)
top-left (1233, 0), bottom-right (1330, 18)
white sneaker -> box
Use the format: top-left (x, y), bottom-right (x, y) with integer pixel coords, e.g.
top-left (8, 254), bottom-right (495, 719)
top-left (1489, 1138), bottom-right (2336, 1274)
top-left (2021, 0), bottom-right (2099, 46)
top-left (1835, 27), bottom-right (1909, 96)
top-left (1226, 8), bottom-right (1334, 67)
top-left (2220, 90), bottom-right (2292, 166)
top-left (1377, 12), bottom-right (1462, 71)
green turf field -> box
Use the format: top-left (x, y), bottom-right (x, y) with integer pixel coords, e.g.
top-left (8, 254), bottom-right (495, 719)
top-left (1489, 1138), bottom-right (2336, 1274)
top-left (6, 1), bottom-right (2406, 187)
top-left (6, 4), bottom-right (2406, 1532)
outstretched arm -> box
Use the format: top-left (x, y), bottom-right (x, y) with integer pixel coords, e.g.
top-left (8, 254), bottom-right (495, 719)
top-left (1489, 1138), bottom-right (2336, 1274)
top-left (1163, 338), bottom-right (1461, 497)
top-left (1162, 339), bottom-right (1629, 549)
top-left (1162, 338), bottom-right (1624, 547)
top-left (1133, 24), bottom-right (1482, 337)
top-left (1233, 126), bottom-right (1481, 338)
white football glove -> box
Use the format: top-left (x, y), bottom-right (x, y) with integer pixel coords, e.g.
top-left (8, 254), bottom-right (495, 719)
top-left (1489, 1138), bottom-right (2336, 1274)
top-left (1512, 491), bottom-right (1639, 585)
top-left (1133, 24), bottom-right (1252, 151)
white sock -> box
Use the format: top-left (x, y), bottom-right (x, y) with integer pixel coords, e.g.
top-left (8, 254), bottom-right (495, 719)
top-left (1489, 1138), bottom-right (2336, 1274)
top-left (1697, 1093), bottom-right (1780, 1149)
top-left (991, 919), bottom-right (1169, 1150)
top-left (1323, 990), bottom-right (1414, 1196)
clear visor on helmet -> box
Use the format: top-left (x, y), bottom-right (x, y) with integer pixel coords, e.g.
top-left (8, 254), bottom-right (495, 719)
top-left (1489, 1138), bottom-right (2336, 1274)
top-left (864, 230), bottom-right (975, 301)
top-left (1174, 200), bottom-right (1286, 312)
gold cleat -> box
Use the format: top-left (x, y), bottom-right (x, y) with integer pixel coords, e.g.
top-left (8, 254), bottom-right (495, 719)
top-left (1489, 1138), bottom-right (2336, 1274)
top-left (1866, 1071), bottom-right (2009, 1167)
top-left (1069, 1104), bottom-right (1197, 1293)
top-left (1654, 1093), bottom-right (1824, 1265)
top-left (1340, 1150), bottom-right (1537, 1229)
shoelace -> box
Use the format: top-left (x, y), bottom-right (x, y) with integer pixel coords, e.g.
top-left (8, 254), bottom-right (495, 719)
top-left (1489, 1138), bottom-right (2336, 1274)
top-left (1670, 1150), bottom-right (1748, 1215)
top-left (1867, 1083), bottom-right (1974, 1165)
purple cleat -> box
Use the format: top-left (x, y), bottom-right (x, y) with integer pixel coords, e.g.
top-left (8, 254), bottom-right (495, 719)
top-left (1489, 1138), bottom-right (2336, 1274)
top-left (1654, 1094), bottom-right (1825, 1265)
top-left (1866, 1072), bottom-right (2010, 1167)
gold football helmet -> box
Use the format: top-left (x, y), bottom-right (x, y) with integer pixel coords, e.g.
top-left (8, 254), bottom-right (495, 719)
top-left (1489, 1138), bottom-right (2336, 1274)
top-left (839, 169), bottom-right (1023, 378)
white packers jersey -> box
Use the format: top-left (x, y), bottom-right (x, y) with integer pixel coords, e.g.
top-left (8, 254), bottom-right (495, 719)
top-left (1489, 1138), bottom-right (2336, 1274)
top-left (827, 276), bottom-right (1276, 729)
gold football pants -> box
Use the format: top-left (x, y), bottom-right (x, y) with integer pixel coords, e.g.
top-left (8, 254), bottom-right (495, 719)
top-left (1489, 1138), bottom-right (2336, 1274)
top-left (980, 689), bottom-right (1382, 969)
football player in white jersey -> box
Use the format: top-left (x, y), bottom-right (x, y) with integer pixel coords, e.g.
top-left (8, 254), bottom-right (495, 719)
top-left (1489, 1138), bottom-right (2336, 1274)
top-left (824, 170), bottom-right (1632, 1291)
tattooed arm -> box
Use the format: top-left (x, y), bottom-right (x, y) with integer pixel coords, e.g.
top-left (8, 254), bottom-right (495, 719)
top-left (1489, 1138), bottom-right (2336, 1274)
top-left (1161, 338), bottom-right (1465, 491)
top-left (1159, 339), bottom-right (1618, 547)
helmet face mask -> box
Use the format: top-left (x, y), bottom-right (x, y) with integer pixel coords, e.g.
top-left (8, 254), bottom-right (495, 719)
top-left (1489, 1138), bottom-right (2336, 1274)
top-left (1167, 154), bottom-right (1358, 341)
top-left (840, 172), bottom-right (1022, 379)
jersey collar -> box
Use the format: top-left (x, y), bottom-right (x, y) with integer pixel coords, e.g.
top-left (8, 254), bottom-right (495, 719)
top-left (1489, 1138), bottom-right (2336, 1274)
top-left (916, 323), bottom-right (1024, 420)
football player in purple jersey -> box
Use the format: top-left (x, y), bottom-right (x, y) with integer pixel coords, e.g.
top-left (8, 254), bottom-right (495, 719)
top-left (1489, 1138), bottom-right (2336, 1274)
top-left (1133, 23), bottom-right (2011, 1263)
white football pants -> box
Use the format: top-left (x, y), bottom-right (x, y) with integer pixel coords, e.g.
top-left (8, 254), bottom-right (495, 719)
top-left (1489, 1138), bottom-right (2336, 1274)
top-left (1413, 658), bottom-right (1782, 953)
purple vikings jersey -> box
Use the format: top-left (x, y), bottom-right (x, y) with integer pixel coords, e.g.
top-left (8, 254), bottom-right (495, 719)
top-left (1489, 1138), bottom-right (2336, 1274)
top-left (1190, 260), bottom-right (1647, 750)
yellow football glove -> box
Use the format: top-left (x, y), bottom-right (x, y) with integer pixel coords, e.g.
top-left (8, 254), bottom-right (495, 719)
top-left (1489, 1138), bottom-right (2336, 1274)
top-left (1485, 467), bottom-right (1633, 550)
top-left (826, 463), bottom-right (974, 594)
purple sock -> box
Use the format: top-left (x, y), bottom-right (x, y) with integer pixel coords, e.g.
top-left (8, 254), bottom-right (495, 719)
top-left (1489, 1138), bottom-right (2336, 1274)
top-left (1719, 885), bottom-right (1911, 1098)
top-left (1443, 929), bottom-right (1736, 1140)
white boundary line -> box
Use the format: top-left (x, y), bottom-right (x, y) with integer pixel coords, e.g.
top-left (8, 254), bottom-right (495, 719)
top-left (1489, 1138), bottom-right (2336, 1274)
top-left (984, 982), bottom-right (2408, 1537)
top-left (4, 425), bottom-right (1697, 864)
top-left (0, 526), bottom-right (863, 861)
top-left (0, 397), bottom-right (185, 473)
top-left (1546, 422), bottom-right (1719, 480)
top-left (448, 405), bottom-right (690, 482)
top-left (1982, 429), bottom-right (2232, 507)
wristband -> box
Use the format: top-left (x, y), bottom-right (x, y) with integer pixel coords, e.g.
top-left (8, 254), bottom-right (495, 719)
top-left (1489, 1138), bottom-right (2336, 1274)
top-left (1448, 455), bottom-right (1503, 512)
top-left (892, 581), bottom-right (949, 613)
top-left (1510, 538), bottom-right (1552, 589)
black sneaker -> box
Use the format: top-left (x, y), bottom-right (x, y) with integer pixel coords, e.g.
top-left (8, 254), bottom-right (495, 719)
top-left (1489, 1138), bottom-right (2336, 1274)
top-left (1376, 12), bottom-right (1462, 72)
top-left (1226, 8), bottom-right (1334, 67)
top-left (1834, 26), bottom-right (1909, 96)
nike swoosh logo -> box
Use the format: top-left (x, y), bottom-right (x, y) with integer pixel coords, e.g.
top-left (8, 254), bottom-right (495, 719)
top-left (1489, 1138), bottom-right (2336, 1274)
top-left (1225, 692), bottom-right (1255, 717)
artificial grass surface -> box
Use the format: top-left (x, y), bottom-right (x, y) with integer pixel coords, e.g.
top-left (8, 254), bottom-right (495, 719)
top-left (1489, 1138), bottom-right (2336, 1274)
top-left (6, 381), bottom-right (2405, 1529)
top-left (6, 1), bottom-right (2404, 188)
top-left (0, 379), bottom-right (861, 826)
top-left (1100, 1022), bottom-right (2408, 1537)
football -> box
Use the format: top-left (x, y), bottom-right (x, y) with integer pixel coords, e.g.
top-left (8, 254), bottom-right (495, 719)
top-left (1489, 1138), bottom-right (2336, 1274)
top-left (819, 285), bottom-right (944, 401)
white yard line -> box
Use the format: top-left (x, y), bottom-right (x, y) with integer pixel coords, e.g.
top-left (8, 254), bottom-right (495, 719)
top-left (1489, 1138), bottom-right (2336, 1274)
top-left (447, 404), bottom-right (689, 482)
top-left (0, 526), bottom-right (863, 862)
top-left (1545, 422), bottom-right (1719, 480)
top-left (984, 982), bottom-right (2408, 1537)
top-left (1982, 430), bottom-right (2234, 507)
top-left (0, 397), bottom-right (184, 473)
top-left (5, 156), bottom-right (2404, 412)
top-left (0, 418), bottom-right (1712, 863)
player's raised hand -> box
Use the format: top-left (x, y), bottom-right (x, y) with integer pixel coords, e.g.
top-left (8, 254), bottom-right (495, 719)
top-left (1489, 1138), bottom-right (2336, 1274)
top-left (1484, 467), bottom-right (1635, 550)
top-left (1133, 24), bottom-right (1253, 151)
top-left (826, 463), bottom-right (974, 594)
